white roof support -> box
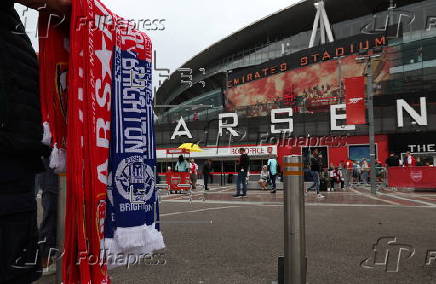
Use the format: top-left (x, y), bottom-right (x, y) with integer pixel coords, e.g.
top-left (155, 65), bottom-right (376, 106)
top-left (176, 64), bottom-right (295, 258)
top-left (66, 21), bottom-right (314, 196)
top-left (309, 1), bottom-right (335, 48)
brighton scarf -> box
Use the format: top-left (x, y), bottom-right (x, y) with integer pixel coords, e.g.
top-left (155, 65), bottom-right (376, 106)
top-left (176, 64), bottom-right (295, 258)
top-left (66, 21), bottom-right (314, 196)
top-left (39, 0), bottom-right (164, 282)
top-left (104, 17), bottom-right (164, 268)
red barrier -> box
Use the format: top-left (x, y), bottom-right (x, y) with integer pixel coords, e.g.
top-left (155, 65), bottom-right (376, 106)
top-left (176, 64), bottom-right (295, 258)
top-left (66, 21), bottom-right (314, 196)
top-left (388, 167), bottom-right (436, 188)
top-left (165, 172), bottom-right (191, 191)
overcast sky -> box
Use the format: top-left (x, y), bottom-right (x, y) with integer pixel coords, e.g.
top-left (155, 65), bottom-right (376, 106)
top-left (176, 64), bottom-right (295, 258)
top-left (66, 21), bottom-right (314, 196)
top-left (102, 0), bottom-right (300, 72)
top-left (16, 0), bottom-right (301, 89)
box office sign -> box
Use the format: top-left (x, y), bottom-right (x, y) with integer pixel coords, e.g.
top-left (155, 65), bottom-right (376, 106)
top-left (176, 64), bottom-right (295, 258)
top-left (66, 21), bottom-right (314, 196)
top-left (157, 145), bottom-right (277, 159)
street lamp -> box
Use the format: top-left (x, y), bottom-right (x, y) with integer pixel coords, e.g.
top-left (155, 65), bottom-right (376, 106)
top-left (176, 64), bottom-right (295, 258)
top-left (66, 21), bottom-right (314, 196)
top-left (355, 47), bottom-right (383, 195)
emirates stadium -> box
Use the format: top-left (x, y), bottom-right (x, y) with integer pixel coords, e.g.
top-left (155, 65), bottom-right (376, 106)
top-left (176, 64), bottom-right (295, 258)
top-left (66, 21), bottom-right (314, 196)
top-left (155, 0), bottom-right (436, 175)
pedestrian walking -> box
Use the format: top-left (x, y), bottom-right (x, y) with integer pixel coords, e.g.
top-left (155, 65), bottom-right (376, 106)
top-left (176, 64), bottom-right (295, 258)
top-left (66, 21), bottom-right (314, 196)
top-left (338, 162), bottom-right (346, 190)
top-left (267, 155), bottom-right (279, 193)
top-left (175, 155), bottom-right (189, 172)
top-left (202, 159), bottom-right (212, 191)
top-left (233, 148), bottom-right (250, 197)
top-left (189, 159), bottom-right (198, 189)
top-left (352, 160), bottom-right (361, 184)
top-left (307, 149), bottom-right (325, 198)
top-left (361, 159), bottom-right (370, 184)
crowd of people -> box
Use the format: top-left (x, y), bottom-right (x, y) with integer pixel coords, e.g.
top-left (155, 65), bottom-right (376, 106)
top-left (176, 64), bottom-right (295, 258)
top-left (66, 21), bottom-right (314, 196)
top-left (166, 150), bottom-right (433, 197)
top-left (305, 150), bottom-right (388, 196)
top-left (170, 155), bottom-right (201, 190)
top-left (386, 151), bottom-right (434, 167)
top-left (256, 154), bottom-right (280, 194)
top-left (166, 149), bottom-right (283, 197)
top-left (311, 151), bottom-right (433, 193)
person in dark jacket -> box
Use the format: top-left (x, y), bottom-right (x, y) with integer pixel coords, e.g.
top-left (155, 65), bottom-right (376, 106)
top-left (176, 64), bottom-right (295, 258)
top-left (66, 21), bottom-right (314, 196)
top-left (202, 159), bottom-right (212, 191)
top-left (307, 149), bottom-right (325, 198)
top-left (0, 1), bottom-right (70, 283)
top-left (385, 153), bottom-right (400, 167)
top-left (233, 148), bottom-right (250, 197)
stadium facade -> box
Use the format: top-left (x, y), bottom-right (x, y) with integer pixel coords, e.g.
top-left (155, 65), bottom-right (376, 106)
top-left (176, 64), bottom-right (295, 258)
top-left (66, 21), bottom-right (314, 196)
top-left (155, 0), bottom-right (436, 174)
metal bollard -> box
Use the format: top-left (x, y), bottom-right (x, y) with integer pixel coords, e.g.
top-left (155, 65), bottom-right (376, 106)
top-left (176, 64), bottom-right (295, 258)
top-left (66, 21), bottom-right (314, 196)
top-left (283, 156), bottom-right (306, 284)
top-left (56, 174), bottom-right (67, 284)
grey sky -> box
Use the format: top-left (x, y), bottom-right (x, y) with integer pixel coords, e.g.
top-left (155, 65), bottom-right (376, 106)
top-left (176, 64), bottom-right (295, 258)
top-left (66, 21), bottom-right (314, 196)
top-left (105, 0), bottom-right (301, 73)
top-left (16, 0), bottom-right (301, 88)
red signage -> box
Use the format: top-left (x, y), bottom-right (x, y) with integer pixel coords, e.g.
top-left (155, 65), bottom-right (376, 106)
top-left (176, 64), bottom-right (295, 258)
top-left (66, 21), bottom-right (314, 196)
top-left (388, 167), bottom-right (436, 188)
top-left (345, 77), bottom-right (367, 125)
top-left (166, 149), bottom-right (189, 154)
top-left (230, 147), bottom-right (273, 155)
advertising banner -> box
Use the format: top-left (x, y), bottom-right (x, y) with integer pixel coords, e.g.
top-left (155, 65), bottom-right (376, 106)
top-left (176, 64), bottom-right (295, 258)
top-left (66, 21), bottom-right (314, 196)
top-left (226, 56), bottom-right (390, 118)
top-left (345, 77), bottom-right (367, 125)
top-left (225, 34), bottom-right (390, 118)
top-left (388, 167), bottom-right (436, 188)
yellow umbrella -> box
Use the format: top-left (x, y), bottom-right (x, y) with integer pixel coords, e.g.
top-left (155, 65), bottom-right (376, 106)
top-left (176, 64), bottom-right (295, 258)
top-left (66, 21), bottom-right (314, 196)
top-left (178, 143), bottom-right (194, 150)
top-left (177, 143), bottom-right (203, 152)
top-left (190, 144), bottom-right (203, 152)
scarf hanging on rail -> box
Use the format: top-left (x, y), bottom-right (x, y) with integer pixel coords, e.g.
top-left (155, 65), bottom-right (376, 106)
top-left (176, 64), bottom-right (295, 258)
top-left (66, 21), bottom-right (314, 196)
top-left (39, 0), bottom-right (164, 282)
top-left (38, 13), bottom-right (69, 173)
top-left (104, 16), bottom-right (164, 269)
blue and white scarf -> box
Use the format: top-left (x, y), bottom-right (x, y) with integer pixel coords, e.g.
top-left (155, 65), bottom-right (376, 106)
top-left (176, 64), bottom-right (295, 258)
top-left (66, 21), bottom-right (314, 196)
top-left (104, 30), bottom-right (164, 267)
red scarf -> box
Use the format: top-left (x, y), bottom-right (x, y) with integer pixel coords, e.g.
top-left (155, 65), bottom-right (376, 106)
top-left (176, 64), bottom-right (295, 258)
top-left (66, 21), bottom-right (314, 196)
top-left (38, 13), bottom-right (69, 172)
top-left (40, 1), bottom-right (159, 282)
top-left (63, 0), bottom-right (114, 282)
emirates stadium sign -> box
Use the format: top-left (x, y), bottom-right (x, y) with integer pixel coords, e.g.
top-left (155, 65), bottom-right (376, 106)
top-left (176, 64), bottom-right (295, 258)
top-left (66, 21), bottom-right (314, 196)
top-left (227, 33), bottom-right (387, 89)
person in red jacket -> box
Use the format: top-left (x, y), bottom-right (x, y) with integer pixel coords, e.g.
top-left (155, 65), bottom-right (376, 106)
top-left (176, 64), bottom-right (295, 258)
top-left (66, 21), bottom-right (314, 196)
top-left (403, 152), bottom-right (417, 167)
top-left (344, 159), bottom-right (353, 188)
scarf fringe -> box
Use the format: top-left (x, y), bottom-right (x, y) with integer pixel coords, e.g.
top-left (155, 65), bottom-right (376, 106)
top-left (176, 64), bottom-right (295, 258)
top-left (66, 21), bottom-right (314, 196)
top-left (104, 223), bottom-right (165, 269)
top-left (49, 144), bottom-right (66, 173)
top-left (42, 121), bottom-right (52, 146)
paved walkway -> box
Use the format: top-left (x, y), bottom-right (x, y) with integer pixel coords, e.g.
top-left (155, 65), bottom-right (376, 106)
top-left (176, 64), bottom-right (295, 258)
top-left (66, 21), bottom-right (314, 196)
top-left (36, 185), bottom-right (436, 284)
top-left (160, 185), bottom-right (436, 208)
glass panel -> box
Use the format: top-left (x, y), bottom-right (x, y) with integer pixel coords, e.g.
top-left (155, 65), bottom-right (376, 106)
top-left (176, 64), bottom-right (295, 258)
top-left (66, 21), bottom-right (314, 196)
top-left (249, 159), bottom-right (262, 172)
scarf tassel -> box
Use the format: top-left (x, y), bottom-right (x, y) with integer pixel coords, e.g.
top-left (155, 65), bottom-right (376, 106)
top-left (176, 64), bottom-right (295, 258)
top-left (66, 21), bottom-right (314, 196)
top-left (104, 224), bottom-right (165, 269)
top-left (49, 144), bottom-right (66, 174)
top-left (42, 121), bottom-right (52, 146)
